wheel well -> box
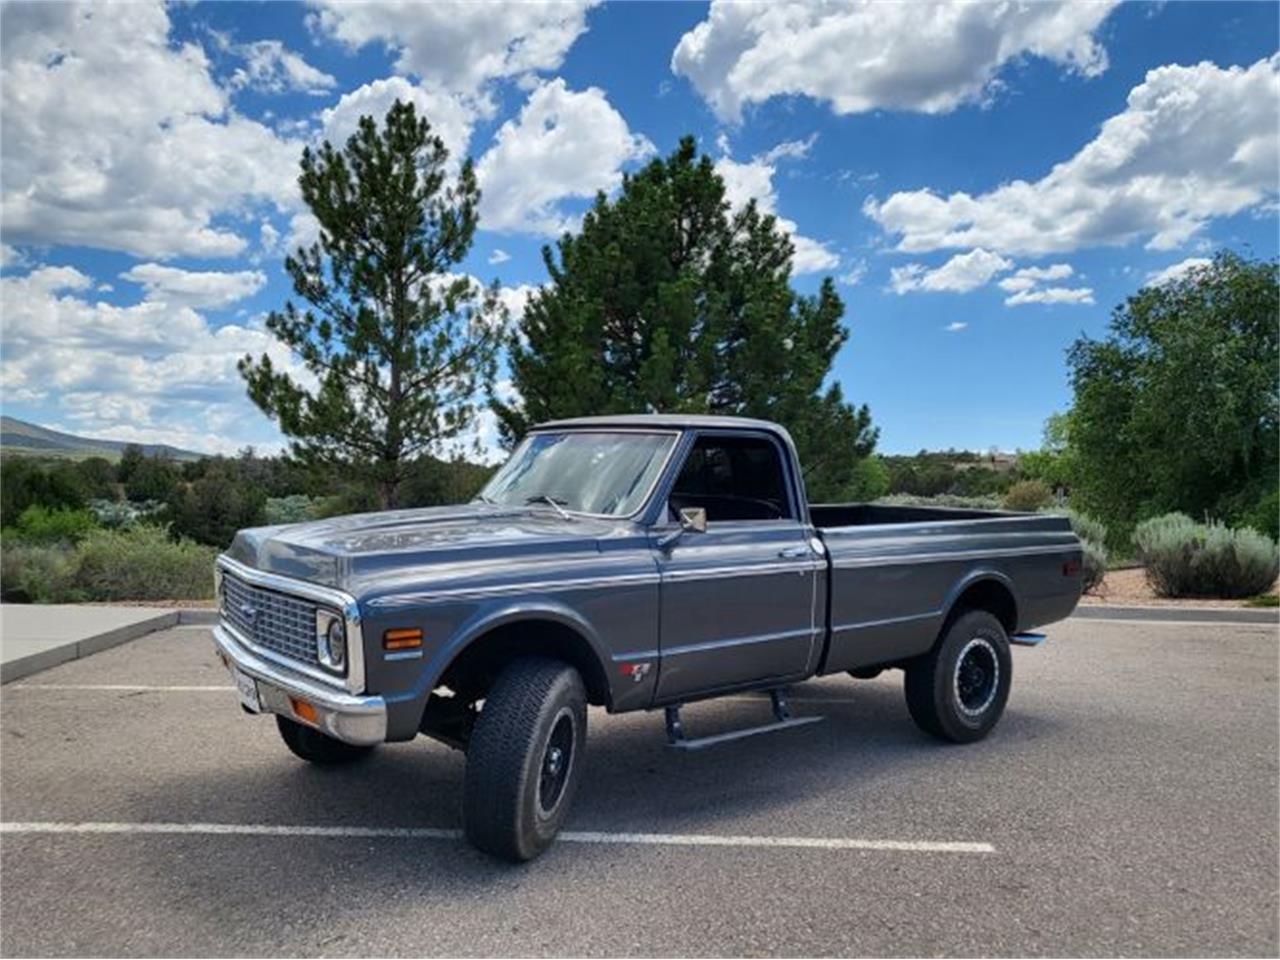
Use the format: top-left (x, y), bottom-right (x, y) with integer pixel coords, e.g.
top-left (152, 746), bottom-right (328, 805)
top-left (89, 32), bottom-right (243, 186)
top-left (946, 579), bottom-right (1018, 635)
top-left (436, 619), bottom-right (611, 707)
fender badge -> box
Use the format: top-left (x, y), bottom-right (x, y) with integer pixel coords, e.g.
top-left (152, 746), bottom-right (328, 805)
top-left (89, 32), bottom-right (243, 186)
top-left (619, 662), bottom-right (651, 683)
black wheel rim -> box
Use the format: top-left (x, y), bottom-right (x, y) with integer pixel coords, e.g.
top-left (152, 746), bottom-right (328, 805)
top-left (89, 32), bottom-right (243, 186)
top-left (954, 638), bottom-right (999, 717)
top-left (537, 712), bottom-right (575, 815)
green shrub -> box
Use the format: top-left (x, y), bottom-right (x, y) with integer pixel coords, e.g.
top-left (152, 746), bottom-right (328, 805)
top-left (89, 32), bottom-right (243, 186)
top-left (845, 455), bottom-right (891, 501)
top-left (1003, 479), bottom-right (1053, 512)
top-left (7, 505), bottom-right (98, 544)
top-left (170, 462), bottom-right (266, 547)
top-left (1134, 513), bottom-right (1279, 599)
top-left (263, 494), bottom-right (324, 525)
top-left (0, 542), bottom-right (83, 603)
top-left (1243, 488), bottom-right (1280, 543)
top-left (72, 525), bottom-right (217, 601)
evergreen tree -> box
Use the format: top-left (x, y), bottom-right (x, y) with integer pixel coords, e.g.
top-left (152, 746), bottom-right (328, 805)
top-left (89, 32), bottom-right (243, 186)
top-left (494, 137), bottom-right (876, 500)
top-left (240, 101), bottom-right (501, 509)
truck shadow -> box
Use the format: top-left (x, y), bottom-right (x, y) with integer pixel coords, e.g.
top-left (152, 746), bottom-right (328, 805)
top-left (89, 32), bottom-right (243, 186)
top-left (144, 675), bottom-right (1064, 848)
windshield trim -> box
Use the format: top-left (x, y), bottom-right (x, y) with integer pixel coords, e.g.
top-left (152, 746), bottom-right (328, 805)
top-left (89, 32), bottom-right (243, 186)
top-left (482, 428), bottom-right (682, 522)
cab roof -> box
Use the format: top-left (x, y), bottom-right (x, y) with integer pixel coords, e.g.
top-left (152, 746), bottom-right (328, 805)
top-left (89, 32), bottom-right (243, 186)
top-left (533, 413), bottom-right (787, 435)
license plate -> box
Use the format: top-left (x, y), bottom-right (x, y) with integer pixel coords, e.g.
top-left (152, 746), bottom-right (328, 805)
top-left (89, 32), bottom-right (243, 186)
top-left (233, 668), bottom-right (261, 712)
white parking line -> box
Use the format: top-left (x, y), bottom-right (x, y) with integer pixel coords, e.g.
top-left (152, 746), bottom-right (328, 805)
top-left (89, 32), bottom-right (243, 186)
top-left (0, 821), bottom-right (995, 854)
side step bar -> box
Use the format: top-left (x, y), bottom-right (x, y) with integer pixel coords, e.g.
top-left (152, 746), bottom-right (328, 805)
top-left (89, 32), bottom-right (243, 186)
top-left (1010, 632), bottom-right (1046, 647)
top-left (664, 689), bottom-right (823, 751)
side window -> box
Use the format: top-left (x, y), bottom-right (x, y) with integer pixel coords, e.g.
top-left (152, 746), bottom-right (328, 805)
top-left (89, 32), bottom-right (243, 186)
top-left (669, 435), bottom-right (793, 522)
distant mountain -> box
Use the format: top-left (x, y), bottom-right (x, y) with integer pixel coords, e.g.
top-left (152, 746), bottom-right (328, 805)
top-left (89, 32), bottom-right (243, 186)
top-left (0, 416), bottom-right (203, 461)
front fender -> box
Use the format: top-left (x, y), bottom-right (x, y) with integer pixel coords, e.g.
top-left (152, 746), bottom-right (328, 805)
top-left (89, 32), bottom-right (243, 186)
top-left (422, 598), bottom-right (611, 694)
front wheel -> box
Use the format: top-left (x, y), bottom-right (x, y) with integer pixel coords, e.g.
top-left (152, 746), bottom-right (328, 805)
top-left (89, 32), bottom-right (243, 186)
top-left (463, 658), bottom-right (587, 862)
top-left (904, 609), bottom-right (1012, 743)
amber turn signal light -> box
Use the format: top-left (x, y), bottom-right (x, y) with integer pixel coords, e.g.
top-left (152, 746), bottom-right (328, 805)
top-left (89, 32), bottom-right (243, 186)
top-left (384, 628), bottom-right (424, 650)
top-left (289, 697), bottom-right (318, 725)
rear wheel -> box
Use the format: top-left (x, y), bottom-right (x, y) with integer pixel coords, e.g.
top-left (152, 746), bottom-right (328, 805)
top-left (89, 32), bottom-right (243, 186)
top-left (275, 715), bottom-right (375, 765)
top-left (905, 609), bottom-right (1011, 743)
top-left (463, 658), bottom-right (587, 862)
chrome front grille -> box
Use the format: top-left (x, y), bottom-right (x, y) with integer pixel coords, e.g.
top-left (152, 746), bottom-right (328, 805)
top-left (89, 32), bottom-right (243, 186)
top-left (221, 572), bottom-right (319, 667)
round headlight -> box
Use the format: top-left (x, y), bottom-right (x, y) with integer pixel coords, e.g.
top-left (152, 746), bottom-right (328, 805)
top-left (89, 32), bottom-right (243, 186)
top-left (324, 617), bottom-right (347, 670)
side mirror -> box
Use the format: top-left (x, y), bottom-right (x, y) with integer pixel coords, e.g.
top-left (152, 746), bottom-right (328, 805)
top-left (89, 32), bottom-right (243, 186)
top-left (678, 506), bottom-right (707, 534)
top-left (657, 506), bottom-right (708, 549)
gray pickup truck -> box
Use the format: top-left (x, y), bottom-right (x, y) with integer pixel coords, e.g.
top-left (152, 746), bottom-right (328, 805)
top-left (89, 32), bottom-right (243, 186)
top-left (214, 415), bottom-right (1082, 860)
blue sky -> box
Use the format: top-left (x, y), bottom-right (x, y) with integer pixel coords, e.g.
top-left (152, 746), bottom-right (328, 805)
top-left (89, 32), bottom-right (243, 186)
top-left (1, 1), bottom-right (1276, 457)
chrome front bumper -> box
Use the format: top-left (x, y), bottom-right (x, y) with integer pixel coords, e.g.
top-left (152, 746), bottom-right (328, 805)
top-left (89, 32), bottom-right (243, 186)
top-left (213, 623), bottom-right (387, 746)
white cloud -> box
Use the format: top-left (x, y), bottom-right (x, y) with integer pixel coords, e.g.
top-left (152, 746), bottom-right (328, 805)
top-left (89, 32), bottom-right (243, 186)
top-left (994, 262), bottom-right (1092, 305)
top-left (476, 79), bottom-right (654, 234)
top-left (838, 259), bottom-right (868, 287)
top-left (672, 0), bottom-right (1118, 122)
top-left (0, 244), bottom-right (23, 269)
top-left (495, 284), bottom-right (541, 325)
top-left (945, 321), bottom-right (968, 332)
top-left (0, 264), bottom-right (302, 454)
top-left (890, 248), bottom-right (1012, 294)
top-left (1146, 256), bottom-right (1212, 286)
top-left (866, 56), bottom-right (1280, 256)
top-left (0, 1), bottom-right (303, 259)
top-left (715, 141), bottom-right (838, 274)
top-left (119, 263), bottom-right (267, 309)
top-left (997, 263), bottom-right (1075, 292)
top-left (310, 0), bottom-right (598, 95)
top-left (790, 236), bottom-right (841, 274)
top-left (319, 76), bottom-right (484, 164)
top-left (230, 39), bottom-right (336, 95)
top-left (1005, 286), bottom-right (1095, 306)
top-left (488, 249), bottom-right (511, 265)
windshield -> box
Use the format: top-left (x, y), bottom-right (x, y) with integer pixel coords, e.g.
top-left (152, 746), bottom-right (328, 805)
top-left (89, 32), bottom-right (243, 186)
top-left (478, 431), bottom-right (676, 517)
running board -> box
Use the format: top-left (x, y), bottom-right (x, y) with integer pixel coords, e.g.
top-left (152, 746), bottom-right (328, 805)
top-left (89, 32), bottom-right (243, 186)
top-left (1010, 632), bottom-right (1046, 647)
top-left (664, 689), bottom-right (823, 751)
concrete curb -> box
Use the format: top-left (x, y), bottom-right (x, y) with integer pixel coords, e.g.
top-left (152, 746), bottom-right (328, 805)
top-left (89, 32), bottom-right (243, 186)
top-left (1073, 605), bottom-right (1279, 625)
top-left (1, 611), bottom-right (181, 685)
top-left (177, 609), bottom-right (220, 626)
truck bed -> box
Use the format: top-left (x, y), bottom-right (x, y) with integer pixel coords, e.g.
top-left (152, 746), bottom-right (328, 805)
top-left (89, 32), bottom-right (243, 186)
top-left (809, 502), bottom-right (1082, 675)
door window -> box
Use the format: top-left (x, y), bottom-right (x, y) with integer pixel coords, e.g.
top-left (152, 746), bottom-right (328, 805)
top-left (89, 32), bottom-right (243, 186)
top-left (668, 435), bottom-right (793, 522)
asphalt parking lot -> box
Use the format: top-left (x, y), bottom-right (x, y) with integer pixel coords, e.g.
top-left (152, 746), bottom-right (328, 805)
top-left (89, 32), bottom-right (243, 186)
top-left (2, 615), bottom-right (1276, 957)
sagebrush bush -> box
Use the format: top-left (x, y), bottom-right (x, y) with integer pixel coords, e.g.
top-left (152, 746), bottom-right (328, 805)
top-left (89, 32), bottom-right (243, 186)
top-left (6, 505), bottom-right (98, 544)
top-left (73, 525), bottom-right (217, 601)
top-left (0, 542), bottom-right (83, 603)
top-left (1003, 479), bottom-right (1053, 512)
top-left (263, 494), bottom-right (324, 525)
top-left (1134, 513), bottom-right (1279, 598)
top-left (874, 493), bottom-right (1004, 510)
top-left (1043, 508), bottom-right (1108, 595)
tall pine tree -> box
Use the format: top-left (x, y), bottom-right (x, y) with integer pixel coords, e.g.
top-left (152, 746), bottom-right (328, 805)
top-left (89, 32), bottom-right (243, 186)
top-left (494, 137), bottom-right (876, 500)
top-left (240, 101), bottom-right (501, 509)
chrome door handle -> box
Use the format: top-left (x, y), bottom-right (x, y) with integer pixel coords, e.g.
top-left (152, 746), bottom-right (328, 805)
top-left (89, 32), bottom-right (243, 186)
top-left (777, 546), bottom-right (811, 559)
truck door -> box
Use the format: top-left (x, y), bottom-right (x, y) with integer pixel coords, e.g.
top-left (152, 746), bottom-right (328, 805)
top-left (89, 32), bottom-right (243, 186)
top-left (653, 430), bottom-right (822, 702)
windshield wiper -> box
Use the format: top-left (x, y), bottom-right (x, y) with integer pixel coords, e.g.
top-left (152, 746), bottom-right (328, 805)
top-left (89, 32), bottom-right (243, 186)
top-left (525, 494), bottom-right (572, 520)
top-left (473, 493), bottom-right (495, 504)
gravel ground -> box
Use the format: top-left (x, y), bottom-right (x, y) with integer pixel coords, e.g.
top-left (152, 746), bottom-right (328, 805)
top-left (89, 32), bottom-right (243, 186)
top-left (1, 615), bottom-right (1277, 957)
top-left (1079, 566), bottom-right (1280, 608)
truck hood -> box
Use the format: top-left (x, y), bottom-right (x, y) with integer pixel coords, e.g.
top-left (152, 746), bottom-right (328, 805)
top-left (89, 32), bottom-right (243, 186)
top-left (226, 503), bottom-right (626, 592)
